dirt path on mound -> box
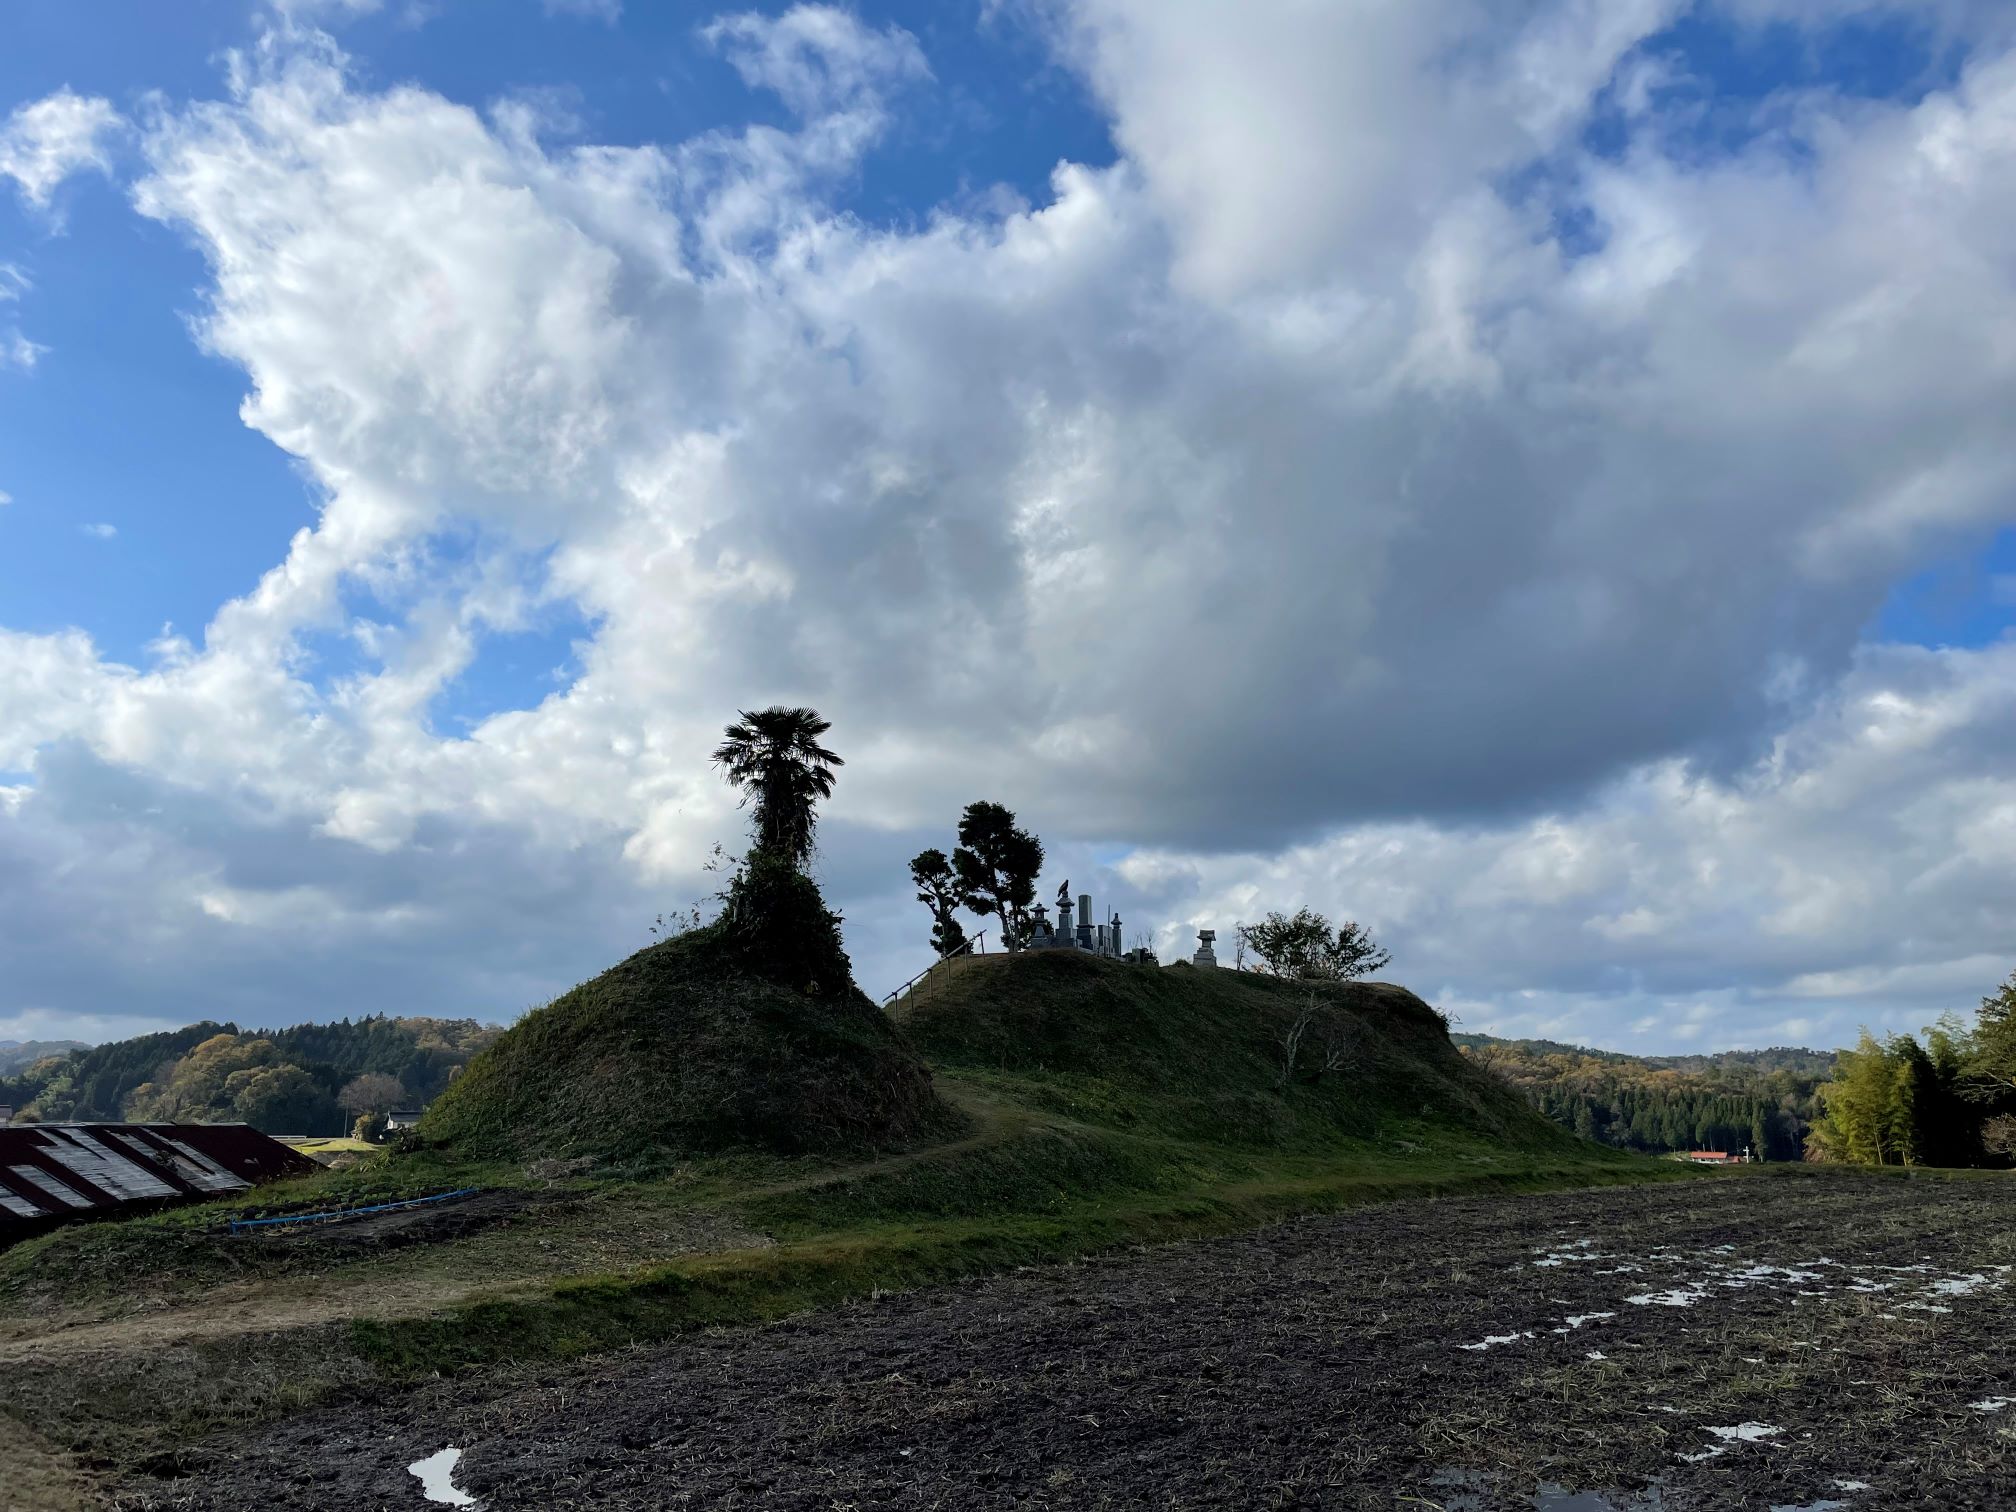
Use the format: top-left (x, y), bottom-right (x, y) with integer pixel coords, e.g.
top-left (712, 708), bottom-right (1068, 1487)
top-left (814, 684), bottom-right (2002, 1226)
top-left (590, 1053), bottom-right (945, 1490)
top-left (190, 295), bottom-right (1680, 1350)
top-left (0, 1086), bottom-right (1029, 1369)
top-left (119, 1171), bottom-right (2016, 1512)
top-left (0, 1206), bottom-right (773, 1367)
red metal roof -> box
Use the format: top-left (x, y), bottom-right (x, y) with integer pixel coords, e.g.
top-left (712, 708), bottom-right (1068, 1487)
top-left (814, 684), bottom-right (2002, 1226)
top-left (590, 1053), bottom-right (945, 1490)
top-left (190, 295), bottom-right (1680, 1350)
top-left (0, 1123), bottom-right (315, 1234)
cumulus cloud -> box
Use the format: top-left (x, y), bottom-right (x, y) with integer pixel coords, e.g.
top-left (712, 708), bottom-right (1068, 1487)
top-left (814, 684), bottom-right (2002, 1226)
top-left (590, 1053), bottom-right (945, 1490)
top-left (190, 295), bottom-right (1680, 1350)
top-left (0, 88), bottom-right (122, 208)
top-left (1, 4), bottom-right (2014, 1046)
top-left (1047, 0), bottom-right (1684, 295)
top-left (1114, 641), bottom-right (2016, 1048)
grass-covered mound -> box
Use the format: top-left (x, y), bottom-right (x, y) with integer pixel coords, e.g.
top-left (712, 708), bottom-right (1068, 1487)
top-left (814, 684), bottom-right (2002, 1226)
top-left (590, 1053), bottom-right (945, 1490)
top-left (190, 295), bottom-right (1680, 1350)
top-left (424, 858), bottom-right (955, 1163)
top-left (892, 949), bottom-right (1561, 1153)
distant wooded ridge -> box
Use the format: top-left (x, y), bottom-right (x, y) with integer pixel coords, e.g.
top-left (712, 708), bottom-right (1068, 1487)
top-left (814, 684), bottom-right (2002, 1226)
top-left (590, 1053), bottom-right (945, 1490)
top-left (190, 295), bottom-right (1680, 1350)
top-left (0, 1016), bottom-right (500, 1137)
top-left (0, 1040), bottom-right (92, 1077)
top-left (1460, 968), bottom-right (2016, 1170)
top-left (1453, 1033), bottom-right (1838, 1077)
top-left (1454, 1033), bottom-right (1835, 1161)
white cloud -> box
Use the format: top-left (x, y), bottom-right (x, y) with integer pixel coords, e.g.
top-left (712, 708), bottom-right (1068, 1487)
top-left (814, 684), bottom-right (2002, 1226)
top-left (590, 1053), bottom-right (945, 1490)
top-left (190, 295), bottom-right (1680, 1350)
top-left (1114, 641), bottom-right (2016, 1050)
top-left (0, 490), bottom-right (12, 506)
top-left (542, 0), bottom-right (621, 23)
top-left (1, 332), bottom-right (46, 371)
top-left (267, 0), bottom-right (384, 23)
top-left (2, 6), bottom-right (2015, 1047)
top-left (702, 4), bottom-right (928, 118)
top-left (0, 267), bottom-right (33, 371)
top-left (1045, 0), bottom-right (1683, 297)
top-left (0, 89), bottom-right (122, 208)
top-left (79, 523), bottom-right (117, 540)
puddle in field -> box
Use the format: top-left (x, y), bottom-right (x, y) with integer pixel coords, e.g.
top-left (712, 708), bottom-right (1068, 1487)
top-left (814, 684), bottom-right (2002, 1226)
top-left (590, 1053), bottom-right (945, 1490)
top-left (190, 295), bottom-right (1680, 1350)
top-left (1625, 1286), bottom-right (1707, 1308)
top-left (1927, 1272), bottom-right (1995, 1297)
top-left (1766, 1482), bottom-right (1883, 1512)
top-left (1425, 1452), bottom-right (1879, 1510)
top-left (1482, 1235), bottom-right (2013, 1348)
top-left (1552, 1312), bottom-right (1616, 1333)
top-left (409, 1447), bottom-right (479, 1507)
top-left (1458, 1329), bottom-right (1537, 1351)
top-left (1427, 1467), bottom-right (1669, 1510)
top-left (1677, 1422), bottom-right (1782, 1463)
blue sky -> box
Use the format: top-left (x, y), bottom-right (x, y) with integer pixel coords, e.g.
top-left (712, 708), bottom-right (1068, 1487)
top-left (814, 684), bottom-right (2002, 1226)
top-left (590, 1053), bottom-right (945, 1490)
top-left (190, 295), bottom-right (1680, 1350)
top-left (1, 0), bottom-right (2013, 1053)
top-left (0, 0), bottom-right (1116, 683)
top-left (4, 0), bottom-right (2006, 691)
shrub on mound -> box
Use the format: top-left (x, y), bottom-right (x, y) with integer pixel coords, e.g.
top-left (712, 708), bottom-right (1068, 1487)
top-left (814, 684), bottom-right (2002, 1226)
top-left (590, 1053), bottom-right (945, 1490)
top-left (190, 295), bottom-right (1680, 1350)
top-left (423, 863), bottom-right (953, 1163)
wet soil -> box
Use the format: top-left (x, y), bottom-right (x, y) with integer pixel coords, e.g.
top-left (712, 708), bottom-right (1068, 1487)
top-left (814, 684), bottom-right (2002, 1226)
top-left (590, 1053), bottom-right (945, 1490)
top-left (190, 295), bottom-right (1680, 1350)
top-left (118, 1170), bottom-right (2016, 1511)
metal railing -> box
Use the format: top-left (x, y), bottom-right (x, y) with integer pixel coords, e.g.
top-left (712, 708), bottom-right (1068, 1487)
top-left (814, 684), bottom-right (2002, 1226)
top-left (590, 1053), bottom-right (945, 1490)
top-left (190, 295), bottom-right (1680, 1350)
top-left (882, 930), bottom-right (990, 1005)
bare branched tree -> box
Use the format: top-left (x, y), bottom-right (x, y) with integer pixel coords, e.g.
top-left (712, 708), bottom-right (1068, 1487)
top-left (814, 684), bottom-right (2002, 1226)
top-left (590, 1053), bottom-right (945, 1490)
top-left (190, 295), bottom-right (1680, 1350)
top-left (1278, 990), bottom-right (1359, 1089)
top-left (1279, 1001), bottom-right (1311, 1090)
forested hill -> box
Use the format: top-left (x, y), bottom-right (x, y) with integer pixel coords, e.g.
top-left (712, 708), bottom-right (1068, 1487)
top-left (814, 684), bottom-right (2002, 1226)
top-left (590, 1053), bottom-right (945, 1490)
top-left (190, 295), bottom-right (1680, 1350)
top-left (1453, 1033), bottom-right (1836, 1161)
top-left (0, 1016), bottom-right (501, 1136)
top-left (0, 1039), bottom-right (91, 1076)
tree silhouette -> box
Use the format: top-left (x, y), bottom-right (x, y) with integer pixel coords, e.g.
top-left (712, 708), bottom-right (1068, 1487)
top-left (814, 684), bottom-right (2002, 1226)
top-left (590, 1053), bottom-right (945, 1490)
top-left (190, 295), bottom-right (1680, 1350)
top-left (712, 707), bottom-right (843, 870)
top-left (1238, 909), bottom-right (1391, 981)
top-left (952, 801), bottom-right (1044, 951)
top-left (909, 848), bottom-right (970, 959)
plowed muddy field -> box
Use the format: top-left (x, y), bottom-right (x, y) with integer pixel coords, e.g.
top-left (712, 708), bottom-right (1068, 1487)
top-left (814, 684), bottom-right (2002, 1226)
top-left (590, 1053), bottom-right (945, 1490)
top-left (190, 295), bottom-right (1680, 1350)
top-left (120, 1169), bottom-right (2016, 1510)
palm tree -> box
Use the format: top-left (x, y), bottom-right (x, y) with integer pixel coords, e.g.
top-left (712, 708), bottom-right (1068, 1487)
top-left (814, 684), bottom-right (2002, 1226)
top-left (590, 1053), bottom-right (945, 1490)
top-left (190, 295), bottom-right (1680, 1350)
top-left (712, 707), bottom-right (843, 870)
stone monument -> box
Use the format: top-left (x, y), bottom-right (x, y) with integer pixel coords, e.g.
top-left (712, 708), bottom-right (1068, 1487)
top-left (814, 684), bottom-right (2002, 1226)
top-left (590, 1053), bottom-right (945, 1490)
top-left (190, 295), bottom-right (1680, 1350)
top-left (1193, 928), bottom-right (1218, 968)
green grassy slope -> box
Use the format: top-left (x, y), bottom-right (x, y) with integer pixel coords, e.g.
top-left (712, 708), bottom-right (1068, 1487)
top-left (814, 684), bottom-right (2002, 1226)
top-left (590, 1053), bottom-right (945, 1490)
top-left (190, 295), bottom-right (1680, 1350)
top-left (355, 961), bottom-right (1652, 1377)
top-left (893, 950), bottom-right (1559, 1153)
top-left (0, 946), bottom-right (1683, 1465)
top-left (420, 926), bottom-right (957, 1164)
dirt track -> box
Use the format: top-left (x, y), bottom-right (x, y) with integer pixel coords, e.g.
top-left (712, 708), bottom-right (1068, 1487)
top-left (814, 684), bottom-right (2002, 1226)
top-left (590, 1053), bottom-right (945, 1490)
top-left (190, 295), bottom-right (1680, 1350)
top-left (119, 1171), bottom-right (2016, 1511)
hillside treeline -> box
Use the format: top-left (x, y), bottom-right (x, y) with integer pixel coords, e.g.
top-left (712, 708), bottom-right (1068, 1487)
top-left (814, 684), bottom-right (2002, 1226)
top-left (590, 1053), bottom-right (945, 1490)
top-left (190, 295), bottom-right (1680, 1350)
top-left (0, 1039), bottom-right (89, 1076)
top-left (0, 1016), bottom-right (499, 1136)
top-left (1457, 1037), bottom-right (1826, 1159)
top-left (1807, 975), bottom-right (2016, 1166)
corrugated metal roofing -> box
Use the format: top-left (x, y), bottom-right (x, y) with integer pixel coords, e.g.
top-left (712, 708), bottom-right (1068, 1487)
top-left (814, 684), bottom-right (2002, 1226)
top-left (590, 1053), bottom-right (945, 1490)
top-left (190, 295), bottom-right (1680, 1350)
top-left (0, 1123), bottom-right (316, 1235)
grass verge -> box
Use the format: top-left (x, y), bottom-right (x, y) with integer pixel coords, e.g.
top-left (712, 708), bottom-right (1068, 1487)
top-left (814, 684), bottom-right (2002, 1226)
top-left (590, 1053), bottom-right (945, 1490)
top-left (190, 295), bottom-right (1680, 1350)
top-left (351, 1138), bottom-right (1689, 1379)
